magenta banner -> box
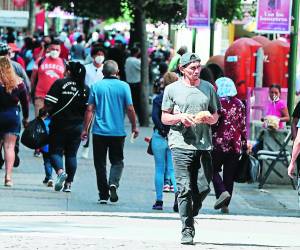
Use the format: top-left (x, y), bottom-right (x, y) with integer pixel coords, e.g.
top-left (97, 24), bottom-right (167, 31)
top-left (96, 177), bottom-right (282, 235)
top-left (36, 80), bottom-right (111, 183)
top-left (186, 0), bottom-right (211, 28)
top-left (256, 0), bottom-right (292, 34)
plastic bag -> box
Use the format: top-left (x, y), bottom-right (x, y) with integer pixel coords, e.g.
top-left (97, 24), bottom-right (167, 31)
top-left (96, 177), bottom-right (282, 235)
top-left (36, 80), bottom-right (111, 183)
top-left (21, 118), bottom-right (49, 149)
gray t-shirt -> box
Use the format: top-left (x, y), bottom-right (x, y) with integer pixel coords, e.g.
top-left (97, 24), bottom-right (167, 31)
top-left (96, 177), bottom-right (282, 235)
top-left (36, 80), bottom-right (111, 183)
top-left (162, 79), bottom-right (220, 150)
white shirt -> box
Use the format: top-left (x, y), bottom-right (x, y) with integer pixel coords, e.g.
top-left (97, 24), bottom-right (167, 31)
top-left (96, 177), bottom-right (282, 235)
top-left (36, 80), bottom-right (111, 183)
top-left (125, 56), bottom-right (141, 84)
top-left (84, 63), bottom-right (104, 87)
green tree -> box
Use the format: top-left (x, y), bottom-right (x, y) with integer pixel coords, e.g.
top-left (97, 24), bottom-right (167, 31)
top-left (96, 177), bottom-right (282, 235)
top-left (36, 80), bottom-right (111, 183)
top-left (38, 0), bottom-right (244, 126)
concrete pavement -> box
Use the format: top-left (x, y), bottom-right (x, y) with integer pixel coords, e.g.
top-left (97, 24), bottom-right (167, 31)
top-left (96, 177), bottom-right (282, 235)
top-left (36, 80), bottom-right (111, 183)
top-left (0, 124), bottom-right (300, 249)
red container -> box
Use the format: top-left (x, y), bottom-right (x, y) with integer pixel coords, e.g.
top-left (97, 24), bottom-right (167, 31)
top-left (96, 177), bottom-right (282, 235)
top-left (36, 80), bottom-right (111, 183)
top-left (262, 40), bottom-right (290, 88)
top-left (225, 38), bottom-right (262, 100)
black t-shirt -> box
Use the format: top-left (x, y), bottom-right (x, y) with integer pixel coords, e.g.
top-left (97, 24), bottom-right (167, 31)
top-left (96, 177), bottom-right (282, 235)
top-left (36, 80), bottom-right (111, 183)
top-left (44, 77), bottom-right (89, 130)
top-left (293, 101), bottom-right (300, 119)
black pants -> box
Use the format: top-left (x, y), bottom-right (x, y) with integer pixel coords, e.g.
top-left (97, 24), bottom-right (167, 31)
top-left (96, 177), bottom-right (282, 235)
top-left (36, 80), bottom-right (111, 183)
top-left (49, 124), bottom-right (82, 183)
top-left (128, 83), bottom-right (142, 125)
top-left (211, 151), bottom-right (240, 206)
top-left (93, 134), bottom-right (125, 200)
top-left (171, 148), bottom-right (212, 231)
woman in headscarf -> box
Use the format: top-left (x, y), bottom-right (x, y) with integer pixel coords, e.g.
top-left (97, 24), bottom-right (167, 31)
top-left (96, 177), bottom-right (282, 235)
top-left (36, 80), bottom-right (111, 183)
top-left (42, 61), bottom-right (89, 192)
top-left (211, 77), bottom-right (247, 214)
top-left (0, 54), bottom-right (29, 186)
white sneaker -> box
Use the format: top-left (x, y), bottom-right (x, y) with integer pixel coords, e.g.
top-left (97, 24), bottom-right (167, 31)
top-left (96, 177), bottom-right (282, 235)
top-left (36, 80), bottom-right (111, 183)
top-left (81, 147), bottom-right (89, 159)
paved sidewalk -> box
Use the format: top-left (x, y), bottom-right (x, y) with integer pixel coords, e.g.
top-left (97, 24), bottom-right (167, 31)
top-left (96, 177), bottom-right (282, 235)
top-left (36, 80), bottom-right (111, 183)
top-left (1, 212), bottom-right (300, 249)
top-left (0, 124), bottom-right (300, 249)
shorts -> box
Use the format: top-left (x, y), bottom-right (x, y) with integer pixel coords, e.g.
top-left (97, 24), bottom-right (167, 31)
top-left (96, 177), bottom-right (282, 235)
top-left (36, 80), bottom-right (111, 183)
top-left (0, 107), bottom-right (21, 138)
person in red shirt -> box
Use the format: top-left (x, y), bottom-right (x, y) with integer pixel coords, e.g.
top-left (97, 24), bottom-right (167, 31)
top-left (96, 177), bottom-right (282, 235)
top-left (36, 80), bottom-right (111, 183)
top-left (30, 40), bottom-right (65, 117)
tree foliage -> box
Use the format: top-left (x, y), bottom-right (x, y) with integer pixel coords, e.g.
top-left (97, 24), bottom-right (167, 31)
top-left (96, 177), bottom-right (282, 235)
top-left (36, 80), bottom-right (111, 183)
top-left (39, 0), bottom-right (243, 24)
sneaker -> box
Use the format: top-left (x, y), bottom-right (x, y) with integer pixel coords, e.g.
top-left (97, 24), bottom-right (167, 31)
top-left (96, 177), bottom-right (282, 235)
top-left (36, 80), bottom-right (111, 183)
top-left (163, 184), bottom-right (170, 192)
top-left (63, 182), bottom-right (71, 192)
top-left (221, 206), bottom-right (229, 214)
top-left (170, 185), bottom-right (174, 193)
top-left (42, 178), bottom-right (49, 185)
top-left (181, 228), bottom-right (195, 245)
top-left (152, 200), bottom-right (163, 210)
top-left (54, 172), bottom-right (68, 191)
top-left (109, 185), bottom-right (118, 202)
top-left (81, 147), bottom-right (89, 159)
top-left (214, 191), bottom-right (231, 210)
top-left (98, 199), bottom-right (108, 204)
top-left (33, 150), bottom-right (41, 158)
top-left (47, 179), bottom-right (54, 187)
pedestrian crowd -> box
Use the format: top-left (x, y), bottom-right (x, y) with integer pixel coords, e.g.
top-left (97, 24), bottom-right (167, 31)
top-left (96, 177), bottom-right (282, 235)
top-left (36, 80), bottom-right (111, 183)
top-left (0, 27), bottom-right (297, 245)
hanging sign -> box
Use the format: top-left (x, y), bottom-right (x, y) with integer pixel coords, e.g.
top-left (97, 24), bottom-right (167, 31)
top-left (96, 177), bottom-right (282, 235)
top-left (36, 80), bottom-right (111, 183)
top-left (256, 0), bottom-right (292, 34)
top-left (186, 0), bottom-right (211, 28)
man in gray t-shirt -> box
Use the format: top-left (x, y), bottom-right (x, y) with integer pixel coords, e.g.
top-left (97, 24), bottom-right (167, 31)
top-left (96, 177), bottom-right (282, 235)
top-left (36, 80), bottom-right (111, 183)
top-left (162, 52), bottom-right (219, 245)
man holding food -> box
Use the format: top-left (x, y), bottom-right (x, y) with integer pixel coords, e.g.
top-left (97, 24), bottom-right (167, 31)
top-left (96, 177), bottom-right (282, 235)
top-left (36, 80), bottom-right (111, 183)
top-left (161, 52), bottom-right (220, 245)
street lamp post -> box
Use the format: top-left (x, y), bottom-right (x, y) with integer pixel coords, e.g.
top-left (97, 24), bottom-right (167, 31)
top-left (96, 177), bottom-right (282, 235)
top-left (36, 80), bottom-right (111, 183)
top-left (288, 0), bottom-right (300, 115)
top-left (209, 0), bottom-right (217, 57)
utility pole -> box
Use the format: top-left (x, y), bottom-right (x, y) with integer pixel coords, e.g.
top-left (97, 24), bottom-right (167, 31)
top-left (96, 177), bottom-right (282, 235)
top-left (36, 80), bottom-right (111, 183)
top-left (209, 0), bottom-right (217, 57)
top-left (287, 0), bottom-right (300, 115)
top-left (192, 28), bottom-right (197, 53)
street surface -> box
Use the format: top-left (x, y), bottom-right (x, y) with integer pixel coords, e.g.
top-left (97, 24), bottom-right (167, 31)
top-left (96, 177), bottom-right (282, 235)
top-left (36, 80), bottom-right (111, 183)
top-left (0, 121), bottom-right (300, 249)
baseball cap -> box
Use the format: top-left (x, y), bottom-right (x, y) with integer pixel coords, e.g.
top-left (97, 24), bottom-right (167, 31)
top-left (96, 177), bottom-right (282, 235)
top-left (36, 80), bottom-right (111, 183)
top-left (8, 43), bottom-right (20, 52)
top-left (0, 43), bottom-right (10, 56)
top-left (180, 52), bottom-right (201, 67)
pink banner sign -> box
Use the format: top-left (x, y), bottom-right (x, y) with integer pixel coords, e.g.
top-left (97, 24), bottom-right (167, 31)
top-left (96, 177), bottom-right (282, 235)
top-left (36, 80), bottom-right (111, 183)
top-left (186, 0), bottom-right (211, 28)
top-left (256, 0), bottom-right (292, 34)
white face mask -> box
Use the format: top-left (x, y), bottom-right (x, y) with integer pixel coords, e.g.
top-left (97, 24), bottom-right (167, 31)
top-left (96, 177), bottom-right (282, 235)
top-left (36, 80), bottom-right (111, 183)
top-left (49, 50), bottom-right (60, 59)
top-left (94, 55), bottom-right (104, 65)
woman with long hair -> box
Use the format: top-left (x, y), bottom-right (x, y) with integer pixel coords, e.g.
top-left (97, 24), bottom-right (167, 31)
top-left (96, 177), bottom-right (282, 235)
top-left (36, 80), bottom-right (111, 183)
top-left (42, 61), bottom-right (89, 192)
top-left (0, 55), bottom-right (29, 186)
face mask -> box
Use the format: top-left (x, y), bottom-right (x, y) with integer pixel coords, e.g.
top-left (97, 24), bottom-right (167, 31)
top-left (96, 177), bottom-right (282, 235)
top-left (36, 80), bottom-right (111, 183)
top-left (49, 50), bottom-right (59, 59)
top-left (94, 55), bottom-right (104, 64)
top-left (272, 95), bottom-right (279, 102)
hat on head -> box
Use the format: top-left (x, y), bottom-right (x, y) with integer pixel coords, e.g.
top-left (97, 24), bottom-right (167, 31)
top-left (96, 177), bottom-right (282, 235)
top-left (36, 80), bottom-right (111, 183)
top-left (215, 77), bottom-right (237, 97)
top-left (0, 43), bottom-right (10, 56)
top-left (8, 43), bottom-right (20, 52)
top-left (180, 52), bottom-right (201, 67)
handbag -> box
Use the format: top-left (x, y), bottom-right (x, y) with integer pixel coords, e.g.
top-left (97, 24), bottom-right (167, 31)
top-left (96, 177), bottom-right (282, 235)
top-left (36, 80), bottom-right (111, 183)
top-left (234, 153), bottom-right (260, 183)
top-left (147, 138), bottom-right (153, 155)
top-left (21, 117), bottom-right (49, 149)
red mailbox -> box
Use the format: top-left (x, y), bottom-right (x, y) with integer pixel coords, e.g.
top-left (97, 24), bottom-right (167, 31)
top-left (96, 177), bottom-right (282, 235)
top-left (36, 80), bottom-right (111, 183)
top-left (262, 40), bottom-right (289, 88)
top-left (224, 38), bottom-right (262, 100)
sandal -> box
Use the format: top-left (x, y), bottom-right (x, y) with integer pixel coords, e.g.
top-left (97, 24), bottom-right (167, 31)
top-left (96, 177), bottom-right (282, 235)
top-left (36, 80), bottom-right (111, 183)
top-left (4, 177), bottom-right (13, 187)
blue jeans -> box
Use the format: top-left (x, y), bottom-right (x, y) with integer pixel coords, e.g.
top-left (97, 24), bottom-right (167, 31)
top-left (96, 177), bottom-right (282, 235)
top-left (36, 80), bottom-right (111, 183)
top-left (42, 152), bottom-right (52, 180)
top-left (151, 130), bottom-right (177, 201)
top-left (49, 124), bottom-right (82, 183)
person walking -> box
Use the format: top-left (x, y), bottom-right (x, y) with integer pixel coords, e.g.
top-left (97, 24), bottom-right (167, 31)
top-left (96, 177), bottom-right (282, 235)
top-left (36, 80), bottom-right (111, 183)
top-left (42, 61), bottom-right (89, 192)
top-left (81, 60), bottom-right (139, 204)
top-left (124, 47), bottom-right (142, 125)
top-left (211, 77), bottom-right (247, 214)
top-left (151, 72), bottom-right (178, 211)
top-left (161, 52), bottom-right (220, 245)
top-left (0, 55), bottom-right (29, 186)
top-left (81, 45), bottom-right (105, 159)
top-left (0, 42), bottom-right (30, 169)
top-left (30, 39), bottom-right (65, 117)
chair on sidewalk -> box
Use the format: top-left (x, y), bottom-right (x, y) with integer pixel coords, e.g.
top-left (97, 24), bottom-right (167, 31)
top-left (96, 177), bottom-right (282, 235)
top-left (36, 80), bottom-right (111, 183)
top-left (257, 130), bottom-right (295, 189)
